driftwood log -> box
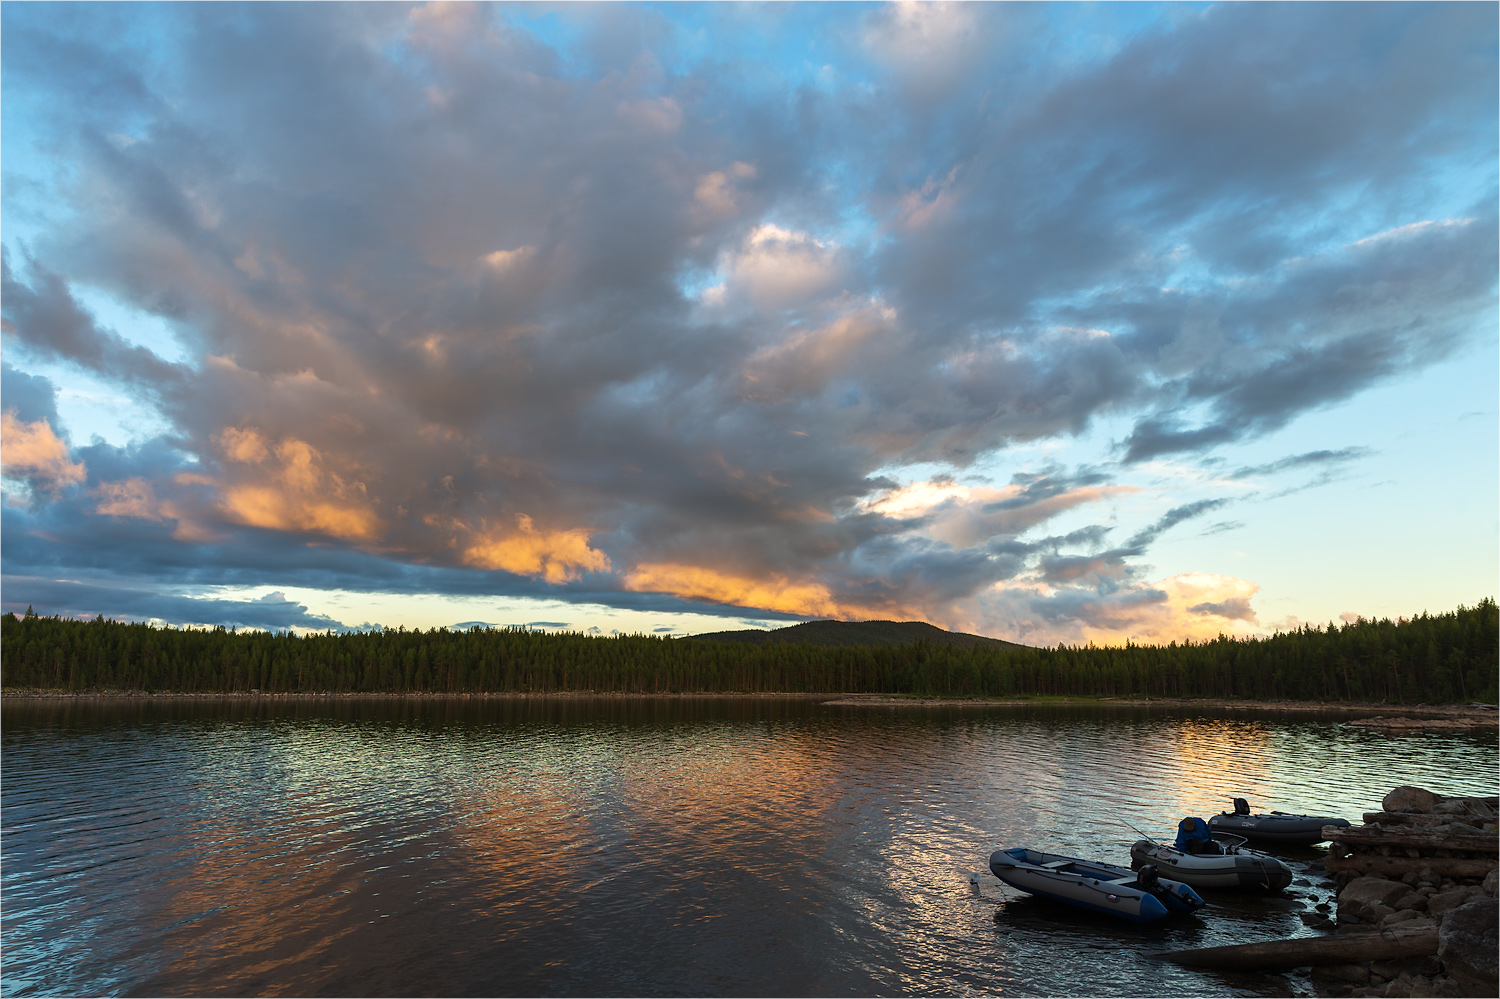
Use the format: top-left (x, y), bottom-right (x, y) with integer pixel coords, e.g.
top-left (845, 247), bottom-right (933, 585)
top-left (1157, 926), bottom-right (1437, 971)
top-left (1326, 826), bottom-right (1498, 854)
top-left (1363, 811), bottom-right (1496, 827)
top-left (1323, 854), bottom-right (1496, 878)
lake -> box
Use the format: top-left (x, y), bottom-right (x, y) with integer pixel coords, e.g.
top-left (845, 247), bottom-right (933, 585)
top-left (2, 696), bottom-right (1495, 997)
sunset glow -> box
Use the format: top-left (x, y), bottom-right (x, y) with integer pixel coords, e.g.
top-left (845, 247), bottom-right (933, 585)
top-left (2, 3), bottom-right (1494, 641)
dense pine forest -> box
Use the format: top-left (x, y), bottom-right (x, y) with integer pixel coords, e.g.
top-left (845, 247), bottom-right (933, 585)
top-left (2, 600), bottom-right (1495, 704)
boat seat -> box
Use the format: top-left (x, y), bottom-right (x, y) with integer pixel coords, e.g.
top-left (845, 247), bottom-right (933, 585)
top-left (1040, 860), bottom-right (1072, 868)
top-left (1105, 876), bottom-right (1136, 885)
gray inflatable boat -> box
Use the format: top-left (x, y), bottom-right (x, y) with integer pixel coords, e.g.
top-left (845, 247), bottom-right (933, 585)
top-left (1206, 797), bottom-right (1350, 846)
top-left (1131, 819), bottom-right (1293, 891)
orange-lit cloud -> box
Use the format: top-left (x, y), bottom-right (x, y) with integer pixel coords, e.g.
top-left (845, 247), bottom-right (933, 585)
top-left (462, 514), bottom-right (611, 582)
top-left (215, 428), bottom-right (383, 541)
top-left (625, 563), bottom-right (843, 617)
top-left (1075, 572), bottom-right (1261, 645)
top-left (1, 411), bottom-right (86, 490)
top-left (94, 478), bottom-right (164, 519)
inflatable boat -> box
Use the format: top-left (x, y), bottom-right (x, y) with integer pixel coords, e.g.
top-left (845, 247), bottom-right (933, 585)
top-left (1207, 797), bottom-right (1350, 846)
top-left (1130, 817), bottom-right (1293, 891)
top-left (988, 847), bottom-right (1205, 923)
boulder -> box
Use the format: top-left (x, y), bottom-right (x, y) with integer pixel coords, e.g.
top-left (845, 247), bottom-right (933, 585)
top-left (1383, 909), bottom-right (1422, 927)
top-left (1342, 877), bottom-right (1420, 923)
top-left (1385, 786), bottom-right (1440, 813)
top-left (1427, 887), bottom-right (1482, 919)
top-left (1395, 892), bottom-right (1429, 912)
top-left (1436, 897), bottom-right (1498, 996)
top-left (1483, 869), bottom-right (1498, 896)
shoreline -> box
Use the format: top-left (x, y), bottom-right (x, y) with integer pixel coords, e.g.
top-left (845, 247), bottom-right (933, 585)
top-left (2, 688), bottom-right (1495, 721)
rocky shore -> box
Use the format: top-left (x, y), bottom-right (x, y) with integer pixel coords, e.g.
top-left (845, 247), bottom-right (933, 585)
top-left (1316, 785), bottom-right (1498, 998)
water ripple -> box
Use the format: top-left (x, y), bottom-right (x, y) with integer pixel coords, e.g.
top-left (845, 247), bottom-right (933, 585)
top-left (2, 699), bottom-right (1494, 997)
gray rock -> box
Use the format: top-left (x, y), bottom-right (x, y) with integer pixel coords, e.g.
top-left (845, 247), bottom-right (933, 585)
top-left (1396, 892), bottom-right (1429, 912)
top-left (1343, 877), bottom-right (1419, 923)
top-left (1428, 976), bottom-right (1466, 998)
top-left (1403, 973), bottom-right (1439, 998)
top-left (1483, 869), bottom-right (1498, 896)
top-left (1428, 887), bottom-right (1481, 919)
top-left (1437, 897), bottom-right (1498, 996)
top-left (1382, 909), bottom-right (1422, 926)
top-left (1385, 786), bottom-right (1440, 813)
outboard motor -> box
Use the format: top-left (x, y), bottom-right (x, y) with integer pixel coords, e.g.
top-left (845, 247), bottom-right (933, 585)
top-left (1233, 797), bottom-right (1251, 815)
top-left (1137, 864), bottom-right (1158, 889)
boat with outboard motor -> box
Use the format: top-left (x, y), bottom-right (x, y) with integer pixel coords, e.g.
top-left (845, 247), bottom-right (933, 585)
top-left (1129, 817), bottom-right (1293, 891)
top-left (1207, 797), bottom-right (1350, 846)
top-left (988, 847), bottom-right (1205, 923)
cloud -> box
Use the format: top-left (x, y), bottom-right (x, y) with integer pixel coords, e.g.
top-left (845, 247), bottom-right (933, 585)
top-left (624, 563), bottom-right (844, 618)
top-left (1, 412), bottom-right (86, 493)
top-left (460, 514), bottom-right (611, 583)
top-left (1124, 498), bottom-right (1231, 551)
top-left (0, 577), bottom-right (370, 633)
top-left (214, 429), bottom-right (383, 542)
top-left (711, 224), bottom-right (848, 309)
top-left (0, 3), bottom-right (1491, 642)
top-left (1228, 447), bottom-right (1375, 480)
top-left (1, 364), bottom-right (61, 426)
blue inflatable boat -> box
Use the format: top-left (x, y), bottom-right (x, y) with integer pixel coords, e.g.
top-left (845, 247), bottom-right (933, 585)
top-left (988, 848), bottom-right (1205, 923)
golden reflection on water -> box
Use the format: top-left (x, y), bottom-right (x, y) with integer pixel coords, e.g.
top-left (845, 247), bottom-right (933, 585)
top-left (1159, 718), bottom-right (1275, 818)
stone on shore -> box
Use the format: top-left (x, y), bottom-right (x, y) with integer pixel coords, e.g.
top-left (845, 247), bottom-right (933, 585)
top-left (1435, 897), bottom-right (1498, 996)
top-left (1341, 877), bottom-right (1417, 923)
top-left (1382, 786), bottom-right (1440, 813)
top-left (1427, 887), bottom-right (1484, 919)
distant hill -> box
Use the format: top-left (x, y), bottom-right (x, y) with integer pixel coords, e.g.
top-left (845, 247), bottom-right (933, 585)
top-left (689, 619), bottom-right (1027, 650)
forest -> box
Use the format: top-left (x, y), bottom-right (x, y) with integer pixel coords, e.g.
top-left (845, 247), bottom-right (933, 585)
top-left (2, 599), bottom-right (1495, 704)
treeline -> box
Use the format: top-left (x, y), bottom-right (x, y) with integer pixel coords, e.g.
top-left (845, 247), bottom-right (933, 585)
top-left (2, 599), bottom-right (1495, 703)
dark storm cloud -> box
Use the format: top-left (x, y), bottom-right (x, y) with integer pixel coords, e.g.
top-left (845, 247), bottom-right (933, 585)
top-left (1, 2), bottom-right (1493, 637)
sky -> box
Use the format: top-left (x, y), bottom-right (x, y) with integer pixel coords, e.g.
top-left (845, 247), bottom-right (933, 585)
top-left (2, 2), bottom-right (1496, 645)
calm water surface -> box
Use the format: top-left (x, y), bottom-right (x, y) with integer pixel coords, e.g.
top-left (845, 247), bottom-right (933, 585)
top-left (3, 697), bottom-right (1495, 998)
